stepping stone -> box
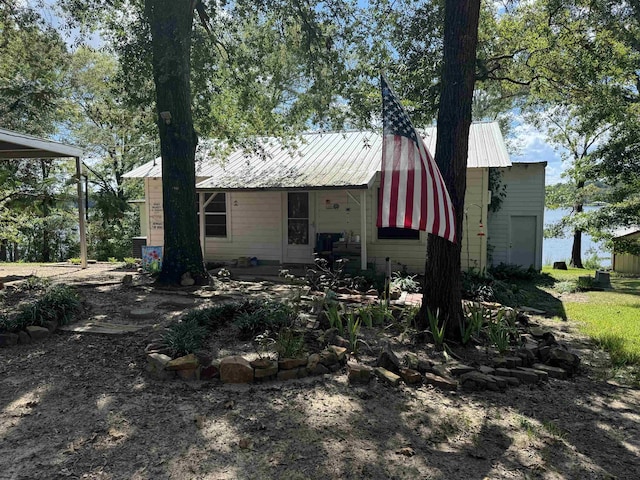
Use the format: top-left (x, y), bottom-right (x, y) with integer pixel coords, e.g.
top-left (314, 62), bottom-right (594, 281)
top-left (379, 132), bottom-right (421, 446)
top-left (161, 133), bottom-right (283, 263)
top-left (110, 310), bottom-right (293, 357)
top-left (128, 308), bottom-right (156, 319)
top-left (60, 322), bottom-right (150, 334)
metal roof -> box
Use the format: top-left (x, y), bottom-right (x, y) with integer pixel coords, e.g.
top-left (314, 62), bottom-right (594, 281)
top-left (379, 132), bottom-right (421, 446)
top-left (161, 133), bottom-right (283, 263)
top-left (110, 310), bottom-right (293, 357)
top-left (123, 122), bottom-right (512, 190)
top-left (0, 127), bottom-right (83, 159)
top-left (613, 227), bottom-right (640, 239)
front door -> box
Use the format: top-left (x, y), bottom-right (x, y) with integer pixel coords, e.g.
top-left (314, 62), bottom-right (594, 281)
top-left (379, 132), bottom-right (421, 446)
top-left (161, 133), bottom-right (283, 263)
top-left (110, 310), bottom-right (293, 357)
top-left (510, 215), bottom-right (537, 268)
top-left (283, 192), bottom-right (314, 264)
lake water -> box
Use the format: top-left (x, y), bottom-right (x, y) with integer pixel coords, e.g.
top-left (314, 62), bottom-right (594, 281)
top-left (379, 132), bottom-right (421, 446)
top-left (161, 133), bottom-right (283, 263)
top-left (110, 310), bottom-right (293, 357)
top-left (543, 207), bottom-right (611, 267)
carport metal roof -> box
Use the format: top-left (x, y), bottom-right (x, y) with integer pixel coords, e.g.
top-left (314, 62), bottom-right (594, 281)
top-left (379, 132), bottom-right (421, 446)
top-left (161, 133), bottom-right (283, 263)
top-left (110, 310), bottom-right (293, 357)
top-left (0, 127), bottom-right (87, 268)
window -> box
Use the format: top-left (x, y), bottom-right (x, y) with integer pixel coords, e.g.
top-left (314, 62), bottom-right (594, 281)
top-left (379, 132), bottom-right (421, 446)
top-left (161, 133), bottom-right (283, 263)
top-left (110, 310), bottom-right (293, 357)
top-left (377, 188), bottom-right (420, 240)
top-left (287, 192), bottom-right (309, 245)
top-left (196, 193), bottom-right (227, 237)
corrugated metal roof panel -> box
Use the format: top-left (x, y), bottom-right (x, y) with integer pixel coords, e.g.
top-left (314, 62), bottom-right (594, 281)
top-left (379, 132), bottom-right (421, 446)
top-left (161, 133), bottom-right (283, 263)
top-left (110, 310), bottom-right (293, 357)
top-left (123, 122), bottom-right (512, 187)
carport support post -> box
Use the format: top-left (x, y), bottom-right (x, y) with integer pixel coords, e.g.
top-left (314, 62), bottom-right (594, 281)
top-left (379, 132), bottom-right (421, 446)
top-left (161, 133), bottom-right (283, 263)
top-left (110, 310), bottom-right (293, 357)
top-left (76, 157), bottom-right (88, 268)
top-left (360, 190), bottom-right (367, 270)
top-left (199, 192), bottom-right (205, 257)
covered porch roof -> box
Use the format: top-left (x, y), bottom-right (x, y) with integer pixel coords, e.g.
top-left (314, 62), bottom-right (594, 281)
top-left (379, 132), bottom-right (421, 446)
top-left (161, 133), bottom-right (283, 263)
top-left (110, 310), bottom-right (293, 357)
top-left (0, 127), bottom-right (87, 268)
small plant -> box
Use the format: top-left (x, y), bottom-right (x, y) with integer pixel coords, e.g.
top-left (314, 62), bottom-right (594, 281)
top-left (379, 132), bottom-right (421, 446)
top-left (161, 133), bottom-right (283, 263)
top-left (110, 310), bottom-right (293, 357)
top-left (123, 257), bottom-right (138, 269)
top-left (345, 312), bottom-right (361, 353)
top-left (461, 304), bottom-right (486, 346)
top-left (427, 307), bottom-right (446, 350)
top-left (69, 257), bottom-right (81, 265)
top-left (275, 328), bottom-right (305, 359)
top-left (163, 318), bottom-right (208, 356)
top-left (555, 280), bottom-right (578, 294)
top-left (486, 309), bottom-right (516, 354)
top-left (232, 300), bottom-right (296, 339)
top-left (357, 306), bottom-right (373, 328)
top-left (20, 275), bottom-right (51, 291)
top-left (253, 330), bottom-right (276, 359)
top-left (366, 302), bottom-right (395, 326)
top-left (305, 256), bottom-right (347, 291)
top-left (108, 257), bottom-right (118, 263)
top-left (390, 271), bottom-right (422, 293)
top-left (325, 302), bottom-right (344, 335)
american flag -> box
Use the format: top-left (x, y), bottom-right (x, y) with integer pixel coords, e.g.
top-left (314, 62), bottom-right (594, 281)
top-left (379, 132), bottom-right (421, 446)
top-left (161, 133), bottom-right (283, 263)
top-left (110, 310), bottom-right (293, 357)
top-left (376, 76), bottom-right (457, 243)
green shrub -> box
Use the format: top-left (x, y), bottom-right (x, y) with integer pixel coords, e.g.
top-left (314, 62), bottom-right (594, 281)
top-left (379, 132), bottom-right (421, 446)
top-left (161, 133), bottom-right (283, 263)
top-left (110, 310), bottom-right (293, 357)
top-left (69, 258), bottom-right (81, 265)
top-left (14, 284), bottom-right (80, 328)
top-left (163, 318), bottom-right (208, 357)
top-left (488, 263), bottom-right (538, 281)
top-left (576, 276), bottom-right (595, 291)
top-left (232, 300), bottom-right (296, 339)
top-left (390, 271), bottom-right (422, 293)
top-left (486, 310), bottom-right (517, 354)
top-left (20, 275), bottom-right (51, 291)
top-left (555, 280), bottom-right (578, 294)
top-left (108, 257), bottom-right (118, 263)
top-left (123, 257), bottom-right (139, 269)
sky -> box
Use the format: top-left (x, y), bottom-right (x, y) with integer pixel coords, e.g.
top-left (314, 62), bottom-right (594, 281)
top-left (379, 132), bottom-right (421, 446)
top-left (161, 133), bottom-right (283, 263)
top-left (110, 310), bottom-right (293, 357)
top-left (510, 123), bottom-right (565, 185)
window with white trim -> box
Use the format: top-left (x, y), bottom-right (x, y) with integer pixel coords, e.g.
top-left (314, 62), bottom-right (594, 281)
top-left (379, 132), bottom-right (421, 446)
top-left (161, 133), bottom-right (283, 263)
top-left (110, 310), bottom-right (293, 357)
top-left (196, 192), bottom-right (227, 237)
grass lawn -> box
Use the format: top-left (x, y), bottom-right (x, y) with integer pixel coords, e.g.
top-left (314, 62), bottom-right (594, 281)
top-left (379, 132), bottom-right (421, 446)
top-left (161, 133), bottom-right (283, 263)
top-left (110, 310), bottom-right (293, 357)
top-left (542, 267), bottom-right (640, 366)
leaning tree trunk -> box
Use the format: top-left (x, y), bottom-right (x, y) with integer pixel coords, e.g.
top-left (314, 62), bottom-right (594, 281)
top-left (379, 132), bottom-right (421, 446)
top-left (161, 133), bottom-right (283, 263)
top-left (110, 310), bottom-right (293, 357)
top-left (145, 0), bottom-right (207, 284)
top-left (418, 0), bottom-right (481, 341)
top-left (570, 180), bottom-right (585, 268)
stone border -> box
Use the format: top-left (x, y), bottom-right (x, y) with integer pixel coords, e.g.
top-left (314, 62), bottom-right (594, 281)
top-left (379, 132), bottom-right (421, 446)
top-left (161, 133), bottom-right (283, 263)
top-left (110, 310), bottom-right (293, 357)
top-left (0, 322), bottom-right (58, 347)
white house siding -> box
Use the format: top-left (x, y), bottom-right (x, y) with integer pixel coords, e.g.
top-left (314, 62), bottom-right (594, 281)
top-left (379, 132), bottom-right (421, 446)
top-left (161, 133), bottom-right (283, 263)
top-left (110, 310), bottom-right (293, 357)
top-left (145, 178), bottom-right (164, 247)
top-left (487, 163), bottom-right (545, 270)
top-left (613, 232), bottom-right (640, 274)
top-left (365, 169), bottom-right (489, 273)
top-left (203, 191), bottom-right (283, 262)
top-left (314, 190), bottom-right (363, 237)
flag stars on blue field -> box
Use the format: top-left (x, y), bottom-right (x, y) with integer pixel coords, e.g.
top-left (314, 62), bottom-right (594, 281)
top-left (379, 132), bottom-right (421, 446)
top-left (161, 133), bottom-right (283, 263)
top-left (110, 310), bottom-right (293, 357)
top-left (382, 83), bottom-right (418, 143)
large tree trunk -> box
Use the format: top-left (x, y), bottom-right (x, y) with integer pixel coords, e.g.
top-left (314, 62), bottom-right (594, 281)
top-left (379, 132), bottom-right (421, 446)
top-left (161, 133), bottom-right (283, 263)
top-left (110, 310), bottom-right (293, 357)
top-left (419, 0), bottom-right (481, 341)
top-left (570, 180), bottom-right (585, 268)
top-left (145, 0), bottom-right (207, 284)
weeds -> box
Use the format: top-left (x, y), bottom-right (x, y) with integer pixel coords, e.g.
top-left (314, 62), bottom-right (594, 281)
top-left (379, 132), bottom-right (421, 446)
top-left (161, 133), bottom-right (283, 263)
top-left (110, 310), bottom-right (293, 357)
top-left (275, 328), bottom-right (305, 359)
top-left (461, 304), bottom-right (486, 346)
top-left (487, 309), bottom-right (516, 354)
top-left (390, 271), bottom-right (422, 293)
top-left (163, 318), bottom-right (208, 357)
top-left (346, 312), bottom-right (361, 353)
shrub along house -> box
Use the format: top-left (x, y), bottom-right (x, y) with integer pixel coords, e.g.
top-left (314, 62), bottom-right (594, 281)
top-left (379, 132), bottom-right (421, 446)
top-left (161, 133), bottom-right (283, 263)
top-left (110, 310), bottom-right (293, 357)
top-left (123, 122), bottom-right (546, 273)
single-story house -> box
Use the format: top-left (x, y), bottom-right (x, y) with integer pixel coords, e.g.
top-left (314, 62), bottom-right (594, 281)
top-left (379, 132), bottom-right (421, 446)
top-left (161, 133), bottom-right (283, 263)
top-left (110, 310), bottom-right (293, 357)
top-left (612, 227), bottom-right (640, 274)
top-left (123, 122), bottom-right (546, 273)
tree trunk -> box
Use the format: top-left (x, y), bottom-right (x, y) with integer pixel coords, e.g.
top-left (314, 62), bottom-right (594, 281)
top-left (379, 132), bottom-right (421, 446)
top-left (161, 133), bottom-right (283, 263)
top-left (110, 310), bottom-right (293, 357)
top-left (419, 0), bottom-right (481, 341)
top-left (145, 0), bottom-right (207, 284)
top-left (570, 180), bottom-right (585, 268)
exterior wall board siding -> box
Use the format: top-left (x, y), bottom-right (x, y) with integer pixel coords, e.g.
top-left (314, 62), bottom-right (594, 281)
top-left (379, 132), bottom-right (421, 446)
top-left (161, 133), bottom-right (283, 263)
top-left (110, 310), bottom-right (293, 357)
top-left (613, 232), bottom-right (640, 274)
top-left (487, 163), bottom-right (545, 269)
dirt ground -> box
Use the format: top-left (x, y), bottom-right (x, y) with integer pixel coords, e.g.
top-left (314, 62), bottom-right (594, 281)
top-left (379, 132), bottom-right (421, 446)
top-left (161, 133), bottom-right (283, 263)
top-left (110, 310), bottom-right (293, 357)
top-left (1, 264), bottom-right (639, 480)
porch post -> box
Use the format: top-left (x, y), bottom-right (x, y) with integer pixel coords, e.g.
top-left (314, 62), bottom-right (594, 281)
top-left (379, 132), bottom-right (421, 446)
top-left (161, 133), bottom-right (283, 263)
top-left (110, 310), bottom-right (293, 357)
top-left (360, 189), bottom-right (367, 270)
top-left (199, 192), bottom-right (205, 257)
top-left (76, 157), bottom-right (87, 269)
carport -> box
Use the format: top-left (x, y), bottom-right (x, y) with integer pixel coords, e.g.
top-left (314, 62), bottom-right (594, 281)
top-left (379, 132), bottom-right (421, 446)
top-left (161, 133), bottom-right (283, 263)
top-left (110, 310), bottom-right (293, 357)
top-left (0, 127), bottom-right (87, 268)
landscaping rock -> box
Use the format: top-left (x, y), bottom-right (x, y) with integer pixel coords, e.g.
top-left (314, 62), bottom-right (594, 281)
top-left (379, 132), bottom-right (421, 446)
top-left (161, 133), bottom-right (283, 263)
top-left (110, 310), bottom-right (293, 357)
top-left (18, 331), bottom-right (31, 344)
top-left (519, 366), bottom-right (549, 382)
top-left (180, 272), bottom-right (195, 287)
top-left (460, 371), bottom-right (501, 392)
top-left (251, 358), bottom-right (274, 369)
top-left (377, 343), bottom-right (401, 373)
top-left (399, 368), bottom-right (422, 385)
top-left (540, 332), bottom-right (559, 347)
top-left (200, 362), bottom-right (221, 380)
top-left (220, 356), bottom-right (254, 383)
top-left (478, 365), bottom-right (496, 375)
top-left (308, 363), bottom-right (330, 375)
top-left (508, 368), bottom-right (539, 384)
top-left (449, 364), bottom-right (475, 377)
top-left (145, 343), bottom-right (172, 356)
top-left (278, 356), bottom-right (309, 370)
top-left (516, 348), bottom-right (536, 367)
top-left (45, 320), bottom-right (59, 332)
top-left (538, 346), bottom-right (552, 362)
top-left (277, 367), bottom-right (307, 381)
top-left (532, 363), bottom-right (568, 379)
top-left (548, 347), bottom-right (580, 374)
top-left (423, 372), bottom-right (458, 391)
top-left (496, 375), bottom-right (520, 387)
top-left (129, 308), bottom-right (155, 320)
top-left (347, 362), bottom-right (372, 384)
top-left (404, 352), bottom-right (420, 370)
top-left (26, 326), bottom-right (50, 340)
top-left (166, 353), bottom-right (199, 371)
top-left (318, 349), bottom-right (339, 367)
top-left (146, 353), bottom-right (174, 380)
top-left (254, 361), bottom-right (278, 379)
top-left (504, 356), bottom-right (523, 368)
top-left (327, 345), bottom-right (347, 362)
top-left (176, 368), bottom-right (198, 381)
top-left (374, 367), bottom-right (401, 386)
top-left (431, 364), bottom-right (450, 378)
top-left (122, 274), bottom-right (133, 285)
